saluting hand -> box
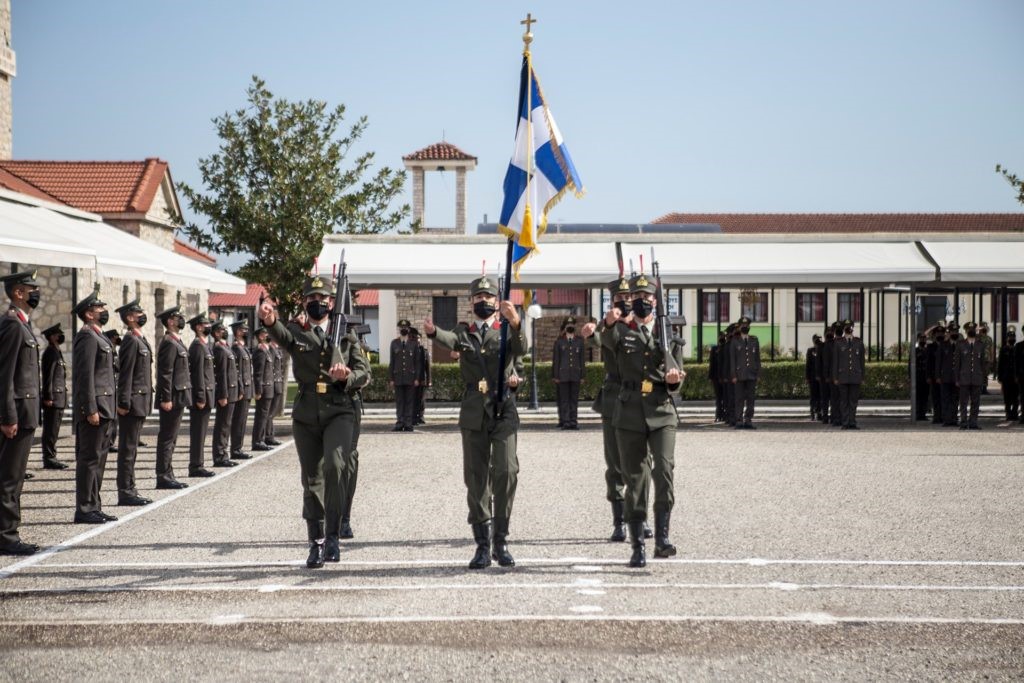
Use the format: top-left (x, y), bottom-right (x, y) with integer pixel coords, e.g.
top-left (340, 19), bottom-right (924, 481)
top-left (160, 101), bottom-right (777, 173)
top-left (423, 316), bottom-right (435, 335)
top-left (604, 307), bottom-right (622, 327)
top-left (580, 322), bottom-right (597, 338)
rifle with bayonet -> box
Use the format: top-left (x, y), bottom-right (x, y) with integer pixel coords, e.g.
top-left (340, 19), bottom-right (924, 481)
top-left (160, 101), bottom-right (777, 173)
top-left (651, 247), bottom-right (680, 375)
top-left (329, 249), bottom-right (349, 348)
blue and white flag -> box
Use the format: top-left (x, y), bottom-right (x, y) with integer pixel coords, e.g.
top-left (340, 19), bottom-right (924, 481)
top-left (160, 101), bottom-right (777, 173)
top-left (498, 56), bottom-right (584, 278)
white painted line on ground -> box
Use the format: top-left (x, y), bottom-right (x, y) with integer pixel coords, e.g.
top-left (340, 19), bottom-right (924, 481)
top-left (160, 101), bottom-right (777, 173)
top-left (0, 440), bottom-right (295, 581)
top-left (569, 605), bottom-right (604, 613)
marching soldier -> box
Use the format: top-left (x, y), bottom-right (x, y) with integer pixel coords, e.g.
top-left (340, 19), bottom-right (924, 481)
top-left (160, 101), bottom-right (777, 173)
top-left (913, 333), bottom-right (930, 420)
top-left (251, 327), bottom-right (275, 451)
top-left (40, 323), bottom-right (69, 470)
top-left (187, 312), bottom-right (216, 477)
top-left (0, 272), bottom-right (43, 553)
top-left (708, 332), bottom-right (724, 422)
top-left (211, 321), bottom-right (239, 468)
top-left (954, 321), bottom-right (985, 430)
top-left (552, 315), bottom-right (585, 430)
top-left (412, 327), bottom-right (430, 425)
top-left (601, 273), bottom-right (683, 568)
top-left (71, 292), bottom-right (117, 524)
top-left (230, 321), bottom-right (254, 460)
top-left (832, 319), bottom-right (866, 430)
top-left (423, 275), bottom-right (526, 569)
top-left (818, 325), bottom-right (834, 424)
top-left (259, 274), bottom-right (369, 568)
top-left (997, 327), bottom-right (1018, 423)
top-left (114, 300), bottom-right (153, 506)
top-left (806, 334), bottom-right (821, 421)
top-left (389, 319), bottom-right (421, 432)
top-left (266, 338), bottom-right (285, 446)
top-left (154, 307), bottom-right (190, 489)
top-left (730, 315), bottom-right (760, 429)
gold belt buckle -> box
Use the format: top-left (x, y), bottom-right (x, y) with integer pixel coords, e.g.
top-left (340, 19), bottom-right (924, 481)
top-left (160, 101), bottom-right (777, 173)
top-left (640, 380), bottom-right (654, 394)
top-left (478, 379), bottom-right (489, 393)
top-left (316, 382), bottom-right (328, 394)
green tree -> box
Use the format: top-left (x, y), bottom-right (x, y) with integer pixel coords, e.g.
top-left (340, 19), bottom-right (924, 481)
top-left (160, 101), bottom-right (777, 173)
top-left (178, 75), bottom-right (410, 313)
top-left (995, 164), bottom-right (1024, 207)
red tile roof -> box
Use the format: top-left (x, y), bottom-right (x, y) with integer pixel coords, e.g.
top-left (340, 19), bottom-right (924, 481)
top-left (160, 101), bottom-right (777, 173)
top-left (354, 289), bottom-right (378, 306)
top-left (209, 283), bottom-right (268, 308)
top-left (0, 158), bottom-right (170, 214)
top-left (173, 238), bottom-right (217, 266)
top-left (403, 141), bottom-right (477, 162)
top-left (0, 167), bottom-right (65, 204)
top-left (650, 213), bottom-right (1024, 233)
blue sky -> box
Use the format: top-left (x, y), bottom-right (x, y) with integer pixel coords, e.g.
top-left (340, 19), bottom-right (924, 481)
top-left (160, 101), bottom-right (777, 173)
top-left (11, 1), bottom-right (1024, 268)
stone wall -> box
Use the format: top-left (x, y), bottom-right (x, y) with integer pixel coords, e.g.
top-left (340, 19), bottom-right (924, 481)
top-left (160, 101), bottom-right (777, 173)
top-left (0, 0), bottom-right (11, 160)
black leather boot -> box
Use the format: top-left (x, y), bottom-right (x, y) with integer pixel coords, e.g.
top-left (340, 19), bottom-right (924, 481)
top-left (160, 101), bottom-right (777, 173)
top-left (628, 521), bottom-right (646, 568)
top-left (468, 521), bottom-right (492, 569)
top-left (610, 501), bottom-right (626, 542)
top-left (306, 520), bottom-right (325, 569)
top-left (653, 511), bottom-right (677, 558)
top-left (324, 534), bottom-right (340, 563)
top-left (643, 521), bottom-right (653, 539)
top-left (492, 517), bottom-right (515, 567)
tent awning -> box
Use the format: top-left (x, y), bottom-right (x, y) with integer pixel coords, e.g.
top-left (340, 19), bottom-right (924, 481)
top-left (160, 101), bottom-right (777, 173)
top-left (919, 241), bottom-right (1024, 284)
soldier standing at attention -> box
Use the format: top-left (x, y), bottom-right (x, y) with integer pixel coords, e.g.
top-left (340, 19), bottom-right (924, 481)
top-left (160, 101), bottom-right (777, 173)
top-left (266, 338), bottom-right (285, 446)
top-left (103, 329), bottom-right (122, 454)
top-left (978, 322), bottom-right (993, 395)
top-left (1014, 331), bottom-right (1024, 425)
top-left (832, 319), bottom-right (866, 430)
top-left (71, 292), bottom-right (118, 524)
top-left (230, 321), bottom-right (254, 460)
top-left (954, 322), bottom-right (985, 430)
top-left (708, 332), bottom-right (723, 422)
top-left (389, 319), bottom-right (421, 432)
top-left (997, 327), bottom-right (1018, 423)
top-left (154, 307), bottom-right (190, 490)
top-left (0, 272), bottom-right (43, 553)
top-left (251, 327), bottom-right (275, 451)
top-left (259, 275), bottom-right (369, 568)
top-left (412, 327), bottom-right (430, 425)
top-left (806, 334), bottom-right (821, 421)
top-left (719, 323), bottom-right (737, 426)
top-left (211, 321), bottom-right (239, 468)
top-left (114, 300), bottom-right (153, 506)
top-left (944, 322), bottom-right (962, 424)
top-left (187, 313), bottom-right (216, 478)
top-left (730, 315), bottom-right (760, 430)
top-left (40, 323), bottom-right (69, 470)
top-left (926, 324), bottom-right (944, 425)
top-left (818, 326), bottom-right (833, 425)
top-left (552, 315), bottom-right (585, 430)
top-left (423, 276), bottom-right (525, 569)
top-left (913, 333), bottom-right (931, 420)
top-left (601, 273), bottom-right (683, 568)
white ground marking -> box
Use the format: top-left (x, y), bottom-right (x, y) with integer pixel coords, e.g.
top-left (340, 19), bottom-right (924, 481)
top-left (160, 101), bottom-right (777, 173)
top-left (569, 605), bottom-right (604, 613)
top-left (0, 441), bottom-right (294, 581)
top-left (571, 565), bottom-right (603, 572)
top-left (576, 589), bottom-right (607, 596)
top-left (207, 614), bottom-right (247, 625)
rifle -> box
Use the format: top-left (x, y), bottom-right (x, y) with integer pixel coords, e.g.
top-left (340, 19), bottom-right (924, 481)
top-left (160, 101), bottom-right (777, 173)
top-left (329, 249), bottom-right (349, 348)
top-left (651, 247), bottom-right (680, 374)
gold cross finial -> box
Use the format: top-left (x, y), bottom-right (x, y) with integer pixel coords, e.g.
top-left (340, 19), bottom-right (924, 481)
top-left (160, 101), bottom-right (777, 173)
top-left (521, 12), bottom-right (536, 49)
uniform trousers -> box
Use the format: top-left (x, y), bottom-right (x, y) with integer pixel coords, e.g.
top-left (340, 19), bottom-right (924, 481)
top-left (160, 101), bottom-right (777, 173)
top-left (41, 407), bottom-right (63, 463)
top-left (958, 383), bottom-right (982, 427)
top-left (230, 398), bottom-right (251, 453)
top-left (712, 380), bottom-right (724, 420)
top-left (394, 384), bottom-right (417, 428)
top-left (830, 383), bottom-right (842, 424)
top-left (837, 383), bottom-right (861, 427)
top-left (189, 404), bottom-right (212, 471)
top-left (940, 383), bottom-right (958, 425)
top-left (415, 385), bottom-right (426, 422)
top-left (269, 391), bottom-right (284, 438)
top-left (116, 414), bottom-right (145, 496)
top-left (341, 394), bottom-right (362, 522)
top-left (915, 378), bottom-right (931, 418)
top-left (1001, 379), bottom-right (1018, 421)
top-left (930, 382), bottom-right (943, 423)
top-left (615, 424), bottom-right (675, 522)
top-left (819, 380), bottom-right (831, 422)
top-left (76, 418), bottom-right (112, 514)
top-left (557, 380), bottom-right (580, 427)
top-left (809, 379), bottom-right (821, 417)
top-left (461, 417), bottom-right (518, 525)
top-left (156, 405), bottom-right (184, 482)
top-left (723, 382), bottom-right (736, 424)
top-left (734, 379), bottom-right (756, 425)
top-left (213, 401), bottom-right (236, 462)
top-left (599, 385), bottom-right (625, 503)
top-left (292, 390), bottom-right (356, 538)
top-left (0, 428), bottom-right (33, 545)
top-left (252, 395), bottom-right (274, 446)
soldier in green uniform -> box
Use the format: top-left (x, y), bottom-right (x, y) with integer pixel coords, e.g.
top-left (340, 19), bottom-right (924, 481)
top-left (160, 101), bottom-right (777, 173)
top-left (340, 321), bottom-right (372, 539)
top-left (40, 323), bottom-right (69, 470)
top-left (154, 307), bottom-right (190, 489)
top-left (412, 327), bottom-right (430, 425)
top-left (266, 338), bottom-right (285, 446)
top-left (423, 276), bottom-right (526, 569)
top-left (211, 321), bottom-right (239, 468)
top-left (954, 321), bottom-right (985, 430)
top-left (114, 300), bottom-right (154, 506)
top-left (832, 319), bottom-right (866, 430)
top-left (552, 315), bottom-right (585, 430)
top-left (978, 322), bottom-right (993, 395)
top-left (259, 275), bottom-right (369, 568)
top-left (730, 315), bottom-right (761, 429)
top-left (601, 273), bottom-right (684, 568)
top-left (230, 321), bottom-right (254, 459)
top-left (389, 319), bottom-right (422, 432)
top-left (250, 327), bottom-right (275, 451)
top-left (187, 312), bottom-right (217, 477)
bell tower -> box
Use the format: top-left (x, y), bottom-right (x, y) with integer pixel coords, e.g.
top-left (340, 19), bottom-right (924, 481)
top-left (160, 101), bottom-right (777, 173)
top-left (402, 141), bottom-right (477, 234)
top-left (0, 0), bottom-right (15, 159)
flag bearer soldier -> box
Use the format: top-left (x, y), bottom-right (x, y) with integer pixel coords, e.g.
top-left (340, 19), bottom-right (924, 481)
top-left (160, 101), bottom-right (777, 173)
top-left (251, 327), bottom-right (275, 451)
top-left (806, 334), bottom-right (822, 421)
top-left (1014, 331), bottom-right (1024, 425)
top-left (818, 325), bottom-right (833, 424)
top-left (552, 315), bottom-right (585, 430)
top-left (423, 275), bottom-right (526, 569)
top-left (389, 319), bottom-right (421, 432)
top-left (730, 315), bottom-right (760, 429)
top-left (230, 321), bottom-right (254, 459)
top-left (103, 329), bottom-right (121, 454)
top-left (266, 338), bottom-right (285, 446)
top-left (0, 272), bottom-right (43, 553)
top-left (832, 319), bottom-right (866, 430)
top-left (211, 321), bottom-right (239, 468)
top-left (40, 323), bottom-right (69, 470)
top-left (154, 307), bottom-right (190, 490)
top-left (114, 300), bottom-right (153, 506)
top-left (954, 321), bottom-right (985, 430)
top-left (187, 313), bottom-right (216, 478)
top-left (913, 333), bottom-right (930, 420)
top-left (412, 328), bottom-right (430, 425)
top-left (708, 332), bottom-right (724, 422)
top-left (601, 273), bottom-right (683, 568)
top-left (997, 327), bottom-right (1018, 423)
top-left (259, 275), bottom-right (368, 568)
top-left (71, 292), bottom-right (118, 524)
top-left (926, 324), bottom-right (944, 424)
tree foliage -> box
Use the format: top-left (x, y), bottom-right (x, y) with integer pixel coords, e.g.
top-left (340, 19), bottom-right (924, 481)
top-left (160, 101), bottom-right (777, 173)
top-left (995, 164), bottom-right (1024, 207)
top-left (178, 76), bottom-right (410, 312)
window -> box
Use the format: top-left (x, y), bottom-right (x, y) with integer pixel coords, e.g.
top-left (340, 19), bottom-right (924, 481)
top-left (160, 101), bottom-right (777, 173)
top-left (837, 292), bottom-right (862, 322)
top-left (991, 294), bottom-right (1020, 323)
top-left (741, 292), bottom-right (769, 322)
top-left (797, 292), bottom-right (825, 322)
top-left (700, 292), bottom-right (730, 322)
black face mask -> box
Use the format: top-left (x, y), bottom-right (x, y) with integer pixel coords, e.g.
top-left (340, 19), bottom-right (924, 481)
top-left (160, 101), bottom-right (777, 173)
top-left (473, 301), bottom-right (496, 319)
top-left (740, 325), bottom-right (751, 335)
top-left (56, 334), bottom-right (65, 345)
top-left (399, 327), bottom-right (409, 336)
top-left (26, 290), bottom-right (41, 309)
top-left (844, 326), bottom-right (854, 335)
top-left (826, 333), bottom-right (835, 341)
top-left (631, 299), bottom-right (654, 318)
top-left (614, 300), bottom-right (629, 316)
top-left (97, 310), bottom-right (110, 326)
top-left (136, 314), bottom-right (148, 328)
top-left (565, 326), bottom-right (575, 334)
top-left (305, 299), bottom-right (331, 321)
top-left (967, 330), bottom-right (977, 338)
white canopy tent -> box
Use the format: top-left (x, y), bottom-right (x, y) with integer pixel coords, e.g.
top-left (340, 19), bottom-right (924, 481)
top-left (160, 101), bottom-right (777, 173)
top-left (919, 241), bottom-right (1024, 285)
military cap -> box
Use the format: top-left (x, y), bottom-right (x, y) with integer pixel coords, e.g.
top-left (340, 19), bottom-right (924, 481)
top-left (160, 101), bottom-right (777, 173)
top-left (628, 273), bottom-right (656, 295)
top-left (186, 312), bottom-right (210, 329)
top-left (230, 319), bottom-right (249, 330)
top-left (962, 321), bottom-right (977, 332)
top-left (812, 333), bottom-right (822, 342)
top-left (945, 320), bottom-right (958, 330)
top-left (254, 326), bottom-right (269, 338)
top-left (103, 329), bottom-right (121, 341)
top-left (738, 316), bottom-right (752, 326)
top-left (41, 323), bottom-right (63, 338)
top-left (72, 292), bottom-right (107, 316)
top-left (562, 315), bottom-right (577, 329)
top-left (843, 319), bottom-right (854, 328)
top-left (115, 299), bottom-right (143, 316)
top-left (302, 274), bottom-right (334, 297)
top-left (929, 325), bottom-right (945, 336)
top-left (407, 326), bottom-right (420, 336)
top-left (397, 319), bottom-right (411, 328)
top-left (1008, 325), bottom-right (1017, 335)
top-left (1, 270), bottom-right (38, 294)
top-left (210, 320), bottom-right (226, 334)
top-left (726, 323), bottom-right (738, 335)
top-left (607, 276), bottom-right (631, 295)
top-left (156, 306), bottom-right (181, 323)
top-left (469, 276), bottom-right (498, 297)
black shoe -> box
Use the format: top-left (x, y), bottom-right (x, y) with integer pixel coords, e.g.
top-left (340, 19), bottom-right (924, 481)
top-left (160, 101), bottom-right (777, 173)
top-left (138, 441), bottom-right (148, 448)
top-left (108, 446), bottom-right (118, 453)
top-left (643, 521), bottom-right (653, 539)
top-left (842, 425), bottom-right (852, 430)
top-left (969, 424), bottom-right (981, 430)
top-left (392, 424), bottom-right (404, 432)
top-left (212, 459), bottom-right (238, 468)
top-left (189, 468), bottom-right (216, 478)
top-left (97, 511), bottom-right (118, 522)
top-left (403, 425), bottom-right (415, 432)
top-left (252, 443), bottom-right (273, 452)
top-left (23, 471), bottom-right (34, 480)
top-left (849, 424), bottom-right (861, 430)
top-left (745, 424), bottom-right (756, 430)
top-left (230, 451), bottom-right (252, 460)
top-left (959, 425), bottom-right (969, 430)
top-left (654, 511), bottom-right (677, 558)
top-left (468, 521), bottom-right (492, 569)
top-left (118, 494), bottom-right (152, 506)
top-left (265, 438), bottom-right (283, 446)
top-left (0, 540), bottom-right (39, 555)
top-left (339, 519), bottom-right (354, 539)
top-left (42, 459), bottom-right (68, 470)
top-left (155, 479), bottom-right (188, 490)
top-left (492, 517), bottom-right (515, 567)
top-left (610, 501), bottom-right (627, 543)
top-left (324, 536), bottom-right (340, 563)
top-left (628, 521), bottom-right (647, 568)
top-left (306, 541), bottom-right (325, 569)
top-left (74, 510), bottom-right (108, 524)
top-left (414, 418), bottom-right (425, 425)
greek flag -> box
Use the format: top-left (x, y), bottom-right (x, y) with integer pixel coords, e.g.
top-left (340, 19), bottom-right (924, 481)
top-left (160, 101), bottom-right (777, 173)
top-left (498, 56), bottom-right (584, 278)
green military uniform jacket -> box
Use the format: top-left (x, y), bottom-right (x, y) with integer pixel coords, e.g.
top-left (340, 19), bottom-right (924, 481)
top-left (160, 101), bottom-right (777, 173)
top-left (601, 318), bottom-right (679, 432)
top-left (429, 319), bottom-right (526, 431)
top-left (832, 336), bottom-right (866, 384)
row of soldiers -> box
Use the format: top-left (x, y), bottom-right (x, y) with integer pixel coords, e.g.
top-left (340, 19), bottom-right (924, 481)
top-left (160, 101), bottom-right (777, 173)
top-left (0, 271), bottom-right (289, 555)
top-left (707, 317), bottom-right (764, 428)
top-left (803, 320), bottom-right (868, 429)
top-left (388, 320), bottom-right (431, 432)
